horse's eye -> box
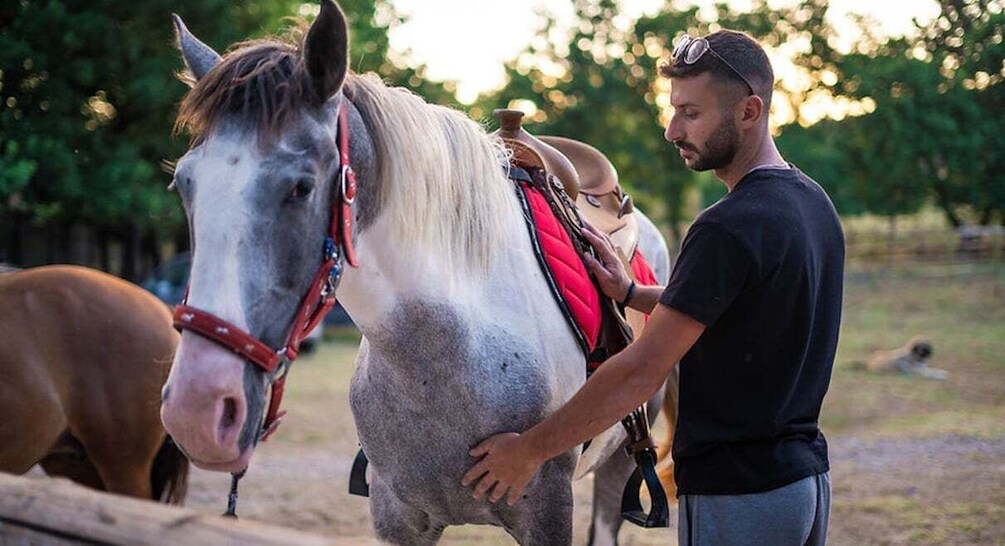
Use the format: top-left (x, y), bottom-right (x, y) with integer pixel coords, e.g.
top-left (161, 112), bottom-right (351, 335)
top-left (173, 175), bottom-right (193, 198)
top-left (289, 179), bottom-right (314, 201)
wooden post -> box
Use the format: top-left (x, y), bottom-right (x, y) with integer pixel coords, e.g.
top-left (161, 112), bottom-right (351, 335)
top-left (0, 473), bottom-right (356, 546)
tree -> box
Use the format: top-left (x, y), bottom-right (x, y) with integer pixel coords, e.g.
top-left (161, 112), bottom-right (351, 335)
top-left (824, 0), bottom-right (1004, 229)
top-left (475, 0), bottom-right (705, 245)
top-left (776, 119), bottom-right (862, 215)
top-left (913, 0), bottom-right (1005, 226)
top-left (0, 0), bottom-right (454, 275)
top-left (0, 0), bottom-right (307, 274)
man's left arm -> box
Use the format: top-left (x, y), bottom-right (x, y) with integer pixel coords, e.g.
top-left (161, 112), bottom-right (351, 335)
top-left (461, 303), bottom-right (705, 505)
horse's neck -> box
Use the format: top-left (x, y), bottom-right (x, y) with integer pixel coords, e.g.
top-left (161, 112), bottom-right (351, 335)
top-left (337, 210), bottom-right (557, 340)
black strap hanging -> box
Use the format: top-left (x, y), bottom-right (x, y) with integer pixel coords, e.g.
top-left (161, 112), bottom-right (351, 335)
top-left (620, 405), bottom-right (671, 528)
top-left (222, 468), bottom-right (247, 518)
top-left (349, 447), bottom-right (370, 497)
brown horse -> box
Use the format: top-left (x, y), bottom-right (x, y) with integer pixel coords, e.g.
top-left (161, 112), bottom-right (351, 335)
top-left (0, 265), bottom-right (188, 503)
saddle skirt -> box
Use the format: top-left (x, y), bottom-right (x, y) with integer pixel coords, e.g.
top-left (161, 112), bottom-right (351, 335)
top-left (508, 163), bottom-right (658, 364)
top-left (494, 110), bottom-right (640, 263)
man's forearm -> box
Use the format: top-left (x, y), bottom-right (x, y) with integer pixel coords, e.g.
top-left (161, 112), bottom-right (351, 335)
top-left (519, 305), bottom-right (704, 463)
top-left (522, 340), bottom-right (662, 462)
top-left (627, 284), bottom-right (665, 314)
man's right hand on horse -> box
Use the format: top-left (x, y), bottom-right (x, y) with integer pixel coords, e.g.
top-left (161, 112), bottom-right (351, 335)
top-left (582, 223), bottom-right (632, 302)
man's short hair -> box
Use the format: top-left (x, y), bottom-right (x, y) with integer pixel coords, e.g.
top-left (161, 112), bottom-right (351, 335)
top-left (660, 30), bottom-right (774, 110)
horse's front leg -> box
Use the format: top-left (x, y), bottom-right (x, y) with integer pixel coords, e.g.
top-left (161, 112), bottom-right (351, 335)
top-left (369, 470), bottom-right (446, 546)
top-left (500, 452), bottom-right (576, 546)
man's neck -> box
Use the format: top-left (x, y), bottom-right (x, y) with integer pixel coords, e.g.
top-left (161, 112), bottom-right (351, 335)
top-left (715, 130), bottom-right (787, 192)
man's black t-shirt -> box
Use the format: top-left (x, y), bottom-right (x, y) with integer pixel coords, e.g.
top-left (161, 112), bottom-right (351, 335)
top-left (660, 166), bottom-right (844, 496)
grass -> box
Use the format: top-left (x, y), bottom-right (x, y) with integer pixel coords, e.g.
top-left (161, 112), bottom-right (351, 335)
top-left (824, 261), bottom-right (1005, 438)
top-left (833, 495), bottom-right (1005, 545)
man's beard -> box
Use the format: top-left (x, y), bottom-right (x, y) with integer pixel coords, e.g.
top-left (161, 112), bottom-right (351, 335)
top-left (681, 116), bottom-right (739, 172)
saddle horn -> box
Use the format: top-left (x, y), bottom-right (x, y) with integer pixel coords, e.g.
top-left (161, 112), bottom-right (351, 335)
top-left (493, 109), bottom-right (581, 200)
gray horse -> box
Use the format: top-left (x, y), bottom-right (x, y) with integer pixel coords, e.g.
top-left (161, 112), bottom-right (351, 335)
top-left (160, 2), bottom-right (673, 544)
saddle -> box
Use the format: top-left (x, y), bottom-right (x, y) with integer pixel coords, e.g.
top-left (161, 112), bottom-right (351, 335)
top-left (494, 110), bottom-right (646, 339)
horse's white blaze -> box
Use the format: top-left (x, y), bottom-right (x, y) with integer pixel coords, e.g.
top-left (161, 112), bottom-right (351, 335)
top-left (186, 135), bottom-right (258, 329)
top-left (160, 134), bottom-right (261, 469)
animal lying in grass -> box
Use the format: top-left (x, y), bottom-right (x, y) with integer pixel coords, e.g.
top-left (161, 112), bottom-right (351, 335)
top-left (859, 337), bottom-right (948, 380)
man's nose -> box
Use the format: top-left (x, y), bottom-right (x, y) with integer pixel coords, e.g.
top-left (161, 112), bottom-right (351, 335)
top-left (664, 121), bottom-right (682, 144)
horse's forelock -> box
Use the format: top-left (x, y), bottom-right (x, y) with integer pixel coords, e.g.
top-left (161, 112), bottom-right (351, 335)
top-left (174, 26), bottom-right (317, 146)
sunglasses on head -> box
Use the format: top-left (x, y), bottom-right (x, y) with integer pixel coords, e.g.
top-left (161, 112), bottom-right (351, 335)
top-left (671, 35), bottom-right (755, 95)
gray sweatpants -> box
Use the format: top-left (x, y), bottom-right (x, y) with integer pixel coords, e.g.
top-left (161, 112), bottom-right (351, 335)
top-left (678, 472), bottom-right (831, 546)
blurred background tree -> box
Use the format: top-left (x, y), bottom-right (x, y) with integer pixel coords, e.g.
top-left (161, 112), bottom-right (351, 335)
top-left (0, 0), bottom-right (453, 278)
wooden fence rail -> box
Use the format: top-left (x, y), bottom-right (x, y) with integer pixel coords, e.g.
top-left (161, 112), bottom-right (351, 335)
top-left (0, 473), bottom-right (360, 546)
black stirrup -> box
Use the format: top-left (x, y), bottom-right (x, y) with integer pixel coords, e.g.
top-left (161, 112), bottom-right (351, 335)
top-left (620, 405), bottom-right (670, 528)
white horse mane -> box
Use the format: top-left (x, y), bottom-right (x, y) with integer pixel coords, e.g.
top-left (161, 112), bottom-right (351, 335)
top-left (345, 74), bottom-right (518, 273)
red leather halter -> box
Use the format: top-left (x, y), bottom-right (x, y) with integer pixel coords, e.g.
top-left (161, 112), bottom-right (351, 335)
top-left (173, 105), bottom-right (358, 442)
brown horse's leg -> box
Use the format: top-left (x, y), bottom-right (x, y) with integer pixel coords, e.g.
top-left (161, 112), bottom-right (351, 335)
top-left (69, 422), bottom-right (162, 500)
top-left (655, 367), bottom-right (679, 499)
top-left (38, 431), bottom-right (105, 490)
top-left (0, 386), bottom-right (67, 475)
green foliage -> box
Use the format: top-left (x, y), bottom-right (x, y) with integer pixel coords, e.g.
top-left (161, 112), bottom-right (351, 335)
top-left (2, 0), bottom-right (1000, 266)
top-left (830, 0), bottom-right (1005, 227)
top-left (776, 120), bottom-right (863, 215)
top-left (915, 0), bottom-right (1005, 225)
top-left (0, 0), bottom-right (455, 262)
top-left (474, 0), bottom-right (702, 240)
top-left (339, 0), bottom-right (459, 106)
top-left (0, 0), bottom-right (303, 236)
top-left (476, 0), bottom-right (859, 237)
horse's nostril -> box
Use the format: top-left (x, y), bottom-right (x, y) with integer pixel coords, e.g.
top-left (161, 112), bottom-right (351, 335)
top-left (161, 384), bottom-right (171, 402)
top-left (221, 397), bottom-right (238, 429)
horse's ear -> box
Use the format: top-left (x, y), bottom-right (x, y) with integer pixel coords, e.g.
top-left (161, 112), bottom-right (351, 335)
top-left (172, 14), bottom-right (222, 84)
top-left (304, 0), bottom-right (350, 104)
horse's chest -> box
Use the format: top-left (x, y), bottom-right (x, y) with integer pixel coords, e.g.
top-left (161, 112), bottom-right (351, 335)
top-left (350, 326), bottom-right (553, 439)
top-left (348, 299), bottom-right (564, 500)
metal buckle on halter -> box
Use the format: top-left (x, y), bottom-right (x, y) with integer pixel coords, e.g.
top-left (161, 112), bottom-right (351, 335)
top-left (322, 268), bottom-right (341, 300)
top-left (272, 350), bottom-right (292, 382)
top-left (340, 164), bottom-right (355, 205)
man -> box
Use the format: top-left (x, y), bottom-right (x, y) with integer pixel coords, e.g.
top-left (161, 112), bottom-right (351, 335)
top-left (462, 30), bottom-right (844, 545)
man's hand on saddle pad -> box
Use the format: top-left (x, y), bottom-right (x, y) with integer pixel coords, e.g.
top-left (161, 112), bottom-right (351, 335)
top-left (462, 432), bottom-right (543, 506)
top-left (584, 222), bottom-right (666, 314)
top-left (582, 223), bottom-right (633, 302)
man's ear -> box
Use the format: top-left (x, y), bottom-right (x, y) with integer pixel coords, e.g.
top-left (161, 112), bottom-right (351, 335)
top-left (738, 94), bottom-right (765, 128)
